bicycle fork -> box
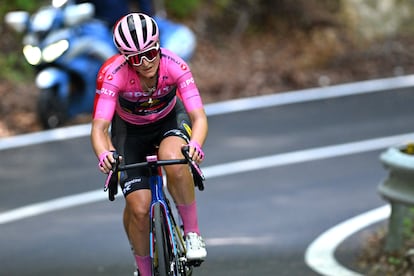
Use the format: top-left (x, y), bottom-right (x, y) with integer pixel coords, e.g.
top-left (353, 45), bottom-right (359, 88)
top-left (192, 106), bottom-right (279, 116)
top-left (149, 175), bottom-right (184, 275)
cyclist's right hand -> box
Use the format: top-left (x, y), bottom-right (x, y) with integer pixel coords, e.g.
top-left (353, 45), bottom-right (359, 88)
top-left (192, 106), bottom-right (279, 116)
top-left (98, 150), bottom-right (121, 174)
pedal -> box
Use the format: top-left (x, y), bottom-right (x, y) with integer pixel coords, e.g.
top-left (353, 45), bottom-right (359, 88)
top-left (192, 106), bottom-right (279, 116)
top-left (188, 259), bottom-right (204, 267)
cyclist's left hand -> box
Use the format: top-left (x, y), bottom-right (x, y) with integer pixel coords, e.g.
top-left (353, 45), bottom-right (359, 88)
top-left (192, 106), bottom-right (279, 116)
top-left (187, 141), bottom-right (205, 163)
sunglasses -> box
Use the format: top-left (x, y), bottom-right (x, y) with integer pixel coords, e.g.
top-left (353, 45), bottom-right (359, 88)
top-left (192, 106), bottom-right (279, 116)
top-left (125, 43), bottom-right (160, 66)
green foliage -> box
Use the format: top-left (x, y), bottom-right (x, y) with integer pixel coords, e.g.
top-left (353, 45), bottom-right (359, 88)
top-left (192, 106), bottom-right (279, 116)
top-left (0, 0), bottom-right (51, 82)
top-left (359, 207), bottom-right (414, 275)
top-left (387, 255), bottom-right (403, 266)
top-left (0, 50), bottom-right (34, 82)
top-left (0, 1), bottom-right (48, 81)
top-left (211, 0), bottom-right (233, 10)
top-left (1, 0), bottom-right (40, 15)
top-left (165, 0), bottom-right (200, 18)
top-left (401, 208), bottom-right (414, 239)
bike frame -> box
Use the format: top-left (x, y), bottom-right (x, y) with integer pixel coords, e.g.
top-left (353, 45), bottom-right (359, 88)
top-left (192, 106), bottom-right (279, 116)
top-left (147, 155), bottom-right (183, 273)
top-left (105, 146), bottom-right (204, 276)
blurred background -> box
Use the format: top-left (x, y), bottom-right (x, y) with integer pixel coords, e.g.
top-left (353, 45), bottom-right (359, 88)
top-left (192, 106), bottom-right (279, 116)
top-left (2, 0), bottom-right (414, 136)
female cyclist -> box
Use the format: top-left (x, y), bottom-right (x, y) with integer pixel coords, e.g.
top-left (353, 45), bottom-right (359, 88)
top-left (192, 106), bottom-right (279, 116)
top-left (90, 13), bottom-right (207, 276)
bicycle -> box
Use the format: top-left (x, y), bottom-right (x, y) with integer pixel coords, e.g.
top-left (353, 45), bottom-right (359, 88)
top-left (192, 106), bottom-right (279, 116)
top-left (104, 146), bottom-right (205, 276)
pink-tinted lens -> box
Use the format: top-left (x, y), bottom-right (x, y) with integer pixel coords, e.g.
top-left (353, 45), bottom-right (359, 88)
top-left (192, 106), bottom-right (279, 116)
top-left (127, 48), bottom-right (159, 66)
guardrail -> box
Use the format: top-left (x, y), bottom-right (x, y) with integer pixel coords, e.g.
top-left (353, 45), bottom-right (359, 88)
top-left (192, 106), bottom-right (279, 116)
top-left (378, 143), bottom-right (414, 252)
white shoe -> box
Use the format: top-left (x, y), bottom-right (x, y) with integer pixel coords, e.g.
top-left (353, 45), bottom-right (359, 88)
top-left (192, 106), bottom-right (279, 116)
top-left (185, 232), bottom-right (207, 260)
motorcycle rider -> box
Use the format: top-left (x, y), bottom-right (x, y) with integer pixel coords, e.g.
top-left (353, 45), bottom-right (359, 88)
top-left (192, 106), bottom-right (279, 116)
top-left (76, 0), bottom-right (155, 27)
top-left (91, 13), bottom-right (207, 275)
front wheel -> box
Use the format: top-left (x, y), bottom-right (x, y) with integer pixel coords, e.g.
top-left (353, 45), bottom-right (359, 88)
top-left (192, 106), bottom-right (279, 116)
top-left (37, 88), bottom-right (68, 129)
top-left (153, 203), bottom-right (173, 276)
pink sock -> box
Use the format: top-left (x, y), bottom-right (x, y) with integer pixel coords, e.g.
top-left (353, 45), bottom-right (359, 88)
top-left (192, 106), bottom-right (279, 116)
top-left (177, 201), bottom-right (200, 235)
top-left (135, 255), bottom-right (151, 276)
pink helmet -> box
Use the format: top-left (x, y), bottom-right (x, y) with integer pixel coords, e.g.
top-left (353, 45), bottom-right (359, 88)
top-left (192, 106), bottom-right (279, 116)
top-left (113, 13), bottom-right (159, 55)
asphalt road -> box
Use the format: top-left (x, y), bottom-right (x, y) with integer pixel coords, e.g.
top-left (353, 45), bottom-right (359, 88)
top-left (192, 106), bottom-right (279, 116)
top-left (2, 81), bottom-right (414, 276)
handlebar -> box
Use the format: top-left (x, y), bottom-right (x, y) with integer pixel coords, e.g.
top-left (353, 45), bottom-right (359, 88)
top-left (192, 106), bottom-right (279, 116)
top-left (117, 156), bottom-right (188, 171)
top-left (104, 146), bottom-right (205, 201)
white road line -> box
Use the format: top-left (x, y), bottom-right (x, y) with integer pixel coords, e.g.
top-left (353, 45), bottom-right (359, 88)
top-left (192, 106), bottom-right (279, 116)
top-left (0, 139), bottom-right (397, 274)
top-left (204, 133), bottom-right (414, 178)
top-left (305, 205), bottom-right (391, 276)
top-left (204, 74), bottom-right (414, 116)
top-left (206, 236), bottom-right (275, 246)
top-left (0, 135), bottom-right (399, 272)
top-left (0, 190), bottom-right (105, 225)
top-left (1, 133), bottom-right (410, 224)
top-left (0, 124), bottom-right (92, 151)
top-left (2, 74), bottom-right (414, 151)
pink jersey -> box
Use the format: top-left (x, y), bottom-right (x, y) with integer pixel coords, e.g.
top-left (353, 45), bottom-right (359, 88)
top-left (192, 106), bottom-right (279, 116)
top-left (93, 48), bottom-right (203, 125)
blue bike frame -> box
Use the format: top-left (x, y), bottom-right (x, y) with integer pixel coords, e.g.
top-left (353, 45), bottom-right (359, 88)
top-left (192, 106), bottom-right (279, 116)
top-left (148, 157), bottom-right (180, 261)
top-left (105, 147), bottom-right (205, 275)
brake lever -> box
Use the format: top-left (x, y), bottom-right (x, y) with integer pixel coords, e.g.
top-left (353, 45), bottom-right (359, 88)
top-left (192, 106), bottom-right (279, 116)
top-left (104, 152), bottom-right (120, 192)
top-left (181, 146), bottom-right (205, 181)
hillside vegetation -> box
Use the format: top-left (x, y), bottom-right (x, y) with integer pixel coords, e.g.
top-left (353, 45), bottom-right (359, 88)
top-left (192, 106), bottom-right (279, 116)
top-left (1, 0), bottom-right (414, 136)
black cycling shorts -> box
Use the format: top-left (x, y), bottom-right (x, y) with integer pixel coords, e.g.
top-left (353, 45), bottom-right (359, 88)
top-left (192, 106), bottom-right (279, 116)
top-left (111, 99), bottom-right (191, 197)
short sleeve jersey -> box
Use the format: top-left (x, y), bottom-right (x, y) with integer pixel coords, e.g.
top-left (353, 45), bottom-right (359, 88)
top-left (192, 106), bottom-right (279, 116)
top-left (93, 48), bottom-right (203, 125)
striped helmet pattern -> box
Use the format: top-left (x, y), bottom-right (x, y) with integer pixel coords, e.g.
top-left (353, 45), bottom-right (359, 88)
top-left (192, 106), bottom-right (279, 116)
top-left (113, 13), bottom-right (159, 55)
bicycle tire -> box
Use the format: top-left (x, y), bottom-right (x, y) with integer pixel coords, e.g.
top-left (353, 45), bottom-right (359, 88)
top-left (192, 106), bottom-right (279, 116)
top-left (153, 203), bottom-right (173, 276)
top-left (168, 202), bottom-right (193, 276)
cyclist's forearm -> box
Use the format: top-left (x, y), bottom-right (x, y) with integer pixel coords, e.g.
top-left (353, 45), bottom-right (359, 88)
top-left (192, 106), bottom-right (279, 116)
top-left (187, 108), bottom-right (208, 163)
top-left (188, 108), bottom-right (208, 146)
top-left (91, 119), bottom-right (115, 158)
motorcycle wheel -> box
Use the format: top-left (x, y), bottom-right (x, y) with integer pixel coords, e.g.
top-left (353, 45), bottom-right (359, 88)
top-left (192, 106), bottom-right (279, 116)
top-left (37, 88), bottom-right (68, 129)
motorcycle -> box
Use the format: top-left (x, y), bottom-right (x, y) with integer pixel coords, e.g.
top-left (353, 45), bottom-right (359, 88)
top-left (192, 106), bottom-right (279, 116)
top-left (5, 0), bottom-right (117, 128)
top-left (155, 15), bottom-right (196, 62)
top-left (5, 0), bottom-right (197, 129)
